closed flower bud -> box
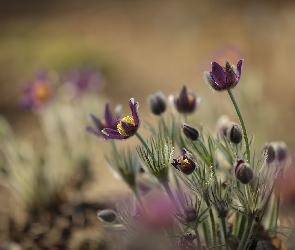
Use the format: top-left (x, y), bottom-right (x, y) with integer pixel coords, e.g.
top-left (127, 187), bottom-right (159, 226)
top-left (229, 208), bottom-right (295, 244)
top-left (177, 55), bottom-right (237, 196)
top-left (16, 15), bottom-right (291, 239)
top-left (148, 92), bottom-right (166, 115)
top-left (235, 160), bottom-right (254, 184)
top-left (275, 142), bottom-right (287, 162)
top-left (97, 209), bottom-right (117, 223)
top-left (184, 205), bottom-right (197, 222)
top-left (182, 123), bottom-right (199, 141)
top-left (262, 143), bottom-right (276, 164)
top-left (226, 123), bottom-right (242, 144)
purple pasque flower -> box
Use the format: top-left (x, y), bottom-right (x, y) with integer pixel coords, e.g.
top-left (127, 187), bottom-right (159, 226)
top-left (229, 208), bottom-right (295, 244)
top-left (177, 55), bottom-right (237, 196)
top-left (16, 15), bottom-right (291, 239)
top-left (102, 98), bottom-right (140, 140)
top-left (20, 71), bottom-right (54, 110)
top-left (169, 85), bottom-right (201, 114)
top-left (64, 68), bottom-right (102, 96)
top-left (203, 59), bottom-right (243, 91)
top-left (172, 149), bottom-right (196, 175)
top-left (86, 102), bottom-right (120, 138)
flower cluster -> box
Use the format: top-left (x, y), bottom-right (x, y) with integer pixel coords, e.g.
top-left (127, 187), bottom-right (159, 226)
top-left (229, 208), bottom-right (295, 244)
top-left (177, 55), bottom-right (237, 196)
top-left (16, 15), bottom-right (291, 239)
top-left (86, 58), bottom-right (290, 250)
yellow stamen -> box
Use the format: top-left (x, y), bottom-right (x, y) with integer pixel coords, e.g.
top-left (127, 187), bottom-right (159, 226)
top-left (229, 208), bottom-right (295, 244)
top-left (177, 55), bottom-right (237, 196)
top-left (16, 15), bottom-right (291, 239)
top-left (117, 116), bottom-right (135, 136)
top-left (187, 94), bottom-right (194, 105)
top-left (181, 159), bottom-right (190, 168)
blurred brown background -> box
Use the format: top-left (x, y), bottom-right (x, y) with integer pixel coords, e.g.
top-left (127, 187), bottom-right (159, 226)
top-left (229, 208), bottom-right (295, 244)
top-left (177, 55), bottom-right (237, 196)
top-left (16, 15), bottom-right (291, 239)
top-left (0, 0), bottom-right (295, 248)
top-left (0, 0), bottom-right (295, 149)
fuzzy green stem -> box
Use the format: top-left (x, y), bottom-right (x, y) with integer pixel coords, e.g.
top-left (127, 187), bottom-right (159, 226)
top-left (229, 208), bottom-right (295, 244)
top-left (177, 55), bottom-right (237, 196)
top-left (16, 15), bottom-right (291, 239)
top-left (194, 227), bottom-right (202, 250)
top-left (274, 193), bottom-right (280, 237)
top-left (183, 113), bottom-right (188, 123)
top-left (205, 198), bottom-right (217, 247)
top-left (132, 186), bottom-right (147, 214)
top-left (227, 89), bottom-right (250, 163)
top-left (162, 181), bottom-right (180, 212)
top-left (238, 217), bottom-right (254, 250)
top-left (135, 132), bottom-right (152, 155)
top-left (238, 215), bottom-right (246, 240)
top-left (221, 217), bottom-right (229, 250)
top-left (202, 222), bottom-right (210, 247)
top-left (110, 140), bottom-right (119, 158)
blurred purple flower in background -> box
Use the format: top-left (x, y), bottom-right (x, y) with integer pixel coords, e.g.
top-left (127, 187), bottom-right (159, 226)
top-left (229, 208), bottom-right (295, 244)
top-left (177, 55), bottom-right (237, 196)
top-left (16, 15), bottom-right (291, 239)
top-left (86, 102), bottom-right (121, 139)
top-left (203, 59), bottom-right (243, 91)
top-left (169, 85), bottom-right (200, 114)
top-left (20, 71), bottom-right (54, 111)
top-left (64, 68), bottom-right (103, 96)
top-left (102, 98), bottom-right (140, 140)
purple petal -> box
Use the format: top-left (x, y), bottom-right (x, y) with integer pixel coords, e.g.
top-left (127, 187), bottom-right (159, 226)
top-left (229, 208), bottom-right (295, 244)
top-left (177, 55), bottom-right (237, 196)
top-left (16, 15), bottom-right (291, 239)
top-left (85, 126), bottom-right (103, 137)
top-left (177, 85), bottom-right (189, 107)
top-left (104, 103), bottom-right (116, 128)
top-left (89, 114), bottom-right (104, 130)
top-left (102, 128), bottom-right (127, 140)
top-left (210, 62), bottom-right (226, 87)
top-left (236, 59), bottom-right (243, 82)
top-left (129, 98), bottom-right (140, 125)
top-left (203, 72), bottom-right (224, 91)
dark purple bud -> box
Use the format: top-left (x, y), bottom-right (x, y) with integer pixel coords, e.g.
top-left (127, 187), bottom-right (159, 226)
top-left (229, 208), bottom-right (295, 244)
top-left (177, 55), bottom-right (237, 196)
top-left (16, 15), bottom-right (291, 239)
top-left (184, 205), bottom-right (197, 222)
top-left (184, 205), bottom-right (196, 214)
top-left (185, 213), bottom-right (197, 223)
top-left (262, 143), bottom-right (276, 164)
top-left (182, 124), bottom-right (199, 141)
top-left (148, 92), bottom-right (166, 115)
top-left (170, 85), bottom-right (200, 114)
top-left (97, 209), bottom-right (117, 223)
top-left (275, 142), bottom-right (288, 162)
top-left (235, 160), bottom-right (254, 184)
top-left (226, 123), bottom-right (242, 144)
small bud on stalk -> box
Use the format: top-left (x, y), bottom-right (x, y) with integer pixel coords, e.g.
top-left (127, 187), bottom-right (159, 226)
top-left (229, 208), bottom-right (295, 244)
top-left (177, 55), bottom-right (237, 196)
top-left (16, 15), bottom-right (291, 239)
top-left (184, 205), bottom-right (197, 222)
top-left (235, 160), bottom-right (254, 184)
top-left (148, 92), bottom-right (166, 115)
top-left (226, 123), bottom-right (242, 144)
top-left (182, 124), bottom-right (199, 141)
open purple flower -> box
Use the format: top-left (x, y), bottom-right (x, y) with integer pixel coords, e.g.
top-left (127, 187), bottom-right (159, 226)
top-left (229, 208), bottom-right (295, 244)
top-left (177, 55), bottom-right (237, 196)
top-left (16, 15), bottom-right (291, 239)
top-left (172, 149), bottom-right (196, 175)
top-left (203, 59), bottom-right (243, 91)
top-left (86, 102), bottom-right (119, 138)
top-left (169, 85), bottom-right (200, 114)
top-left (64, 68), bottom-right (102, 96)
top-left (102, 98), bottom-right (140, 140)
top-left (19, 71), bottom-right (54, 111)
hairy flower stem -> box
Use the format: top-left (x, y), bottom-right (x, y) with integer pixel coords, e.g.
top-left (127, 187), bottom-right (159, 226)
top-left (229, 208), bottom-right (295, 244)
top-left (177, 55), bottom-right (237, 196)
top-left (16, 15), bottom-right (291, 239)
top-left (274, 193), bottom-right (280, 237)
top-left (202, 222), bottom-right (211, 247)
top-left (205, 198), bottom-right (217, 247)
top-left (193, 226), bottom-right (202, 250)
top-left (162, 182), bottom-right (180, 212)
top-left (238, 215), bottom-right (246, 240)
top-left (238, 217), bottom-right (254, 250)
top-left (135, 132), bottom-right (152, 155)
top-left (227, 89), bottom-right (250, 163)
top-left (131, 187), bottom-right (147, 214)
top-left (110, 140), bottom-right (119, 158)
top-left (220, 217), bottom-right (229, 250)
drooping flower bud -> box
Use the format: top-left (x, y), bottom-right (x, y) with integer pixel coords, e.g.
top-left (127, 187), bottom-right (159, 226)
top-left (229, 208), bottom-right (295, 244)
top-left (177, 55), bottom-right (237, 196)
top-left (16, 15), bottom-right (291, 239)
top-left (262, 143), bottom-right (276, 164)
top-left (184, 205), bottom-right (197, 222)
top-left (172, 149), bottom-right (196, 175)
top-left (148, 92), bottom-right (166, 115)
top-left (182, 123), bottom-right (199, 141)
top-left (97, 209), bottom-right (117, 223)
top-left (275, 142), bottom-right (288, 162)
top-left (226, 123), bottom-right (242, 144)
top-left (235, 160), bottom-right (254, 184)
